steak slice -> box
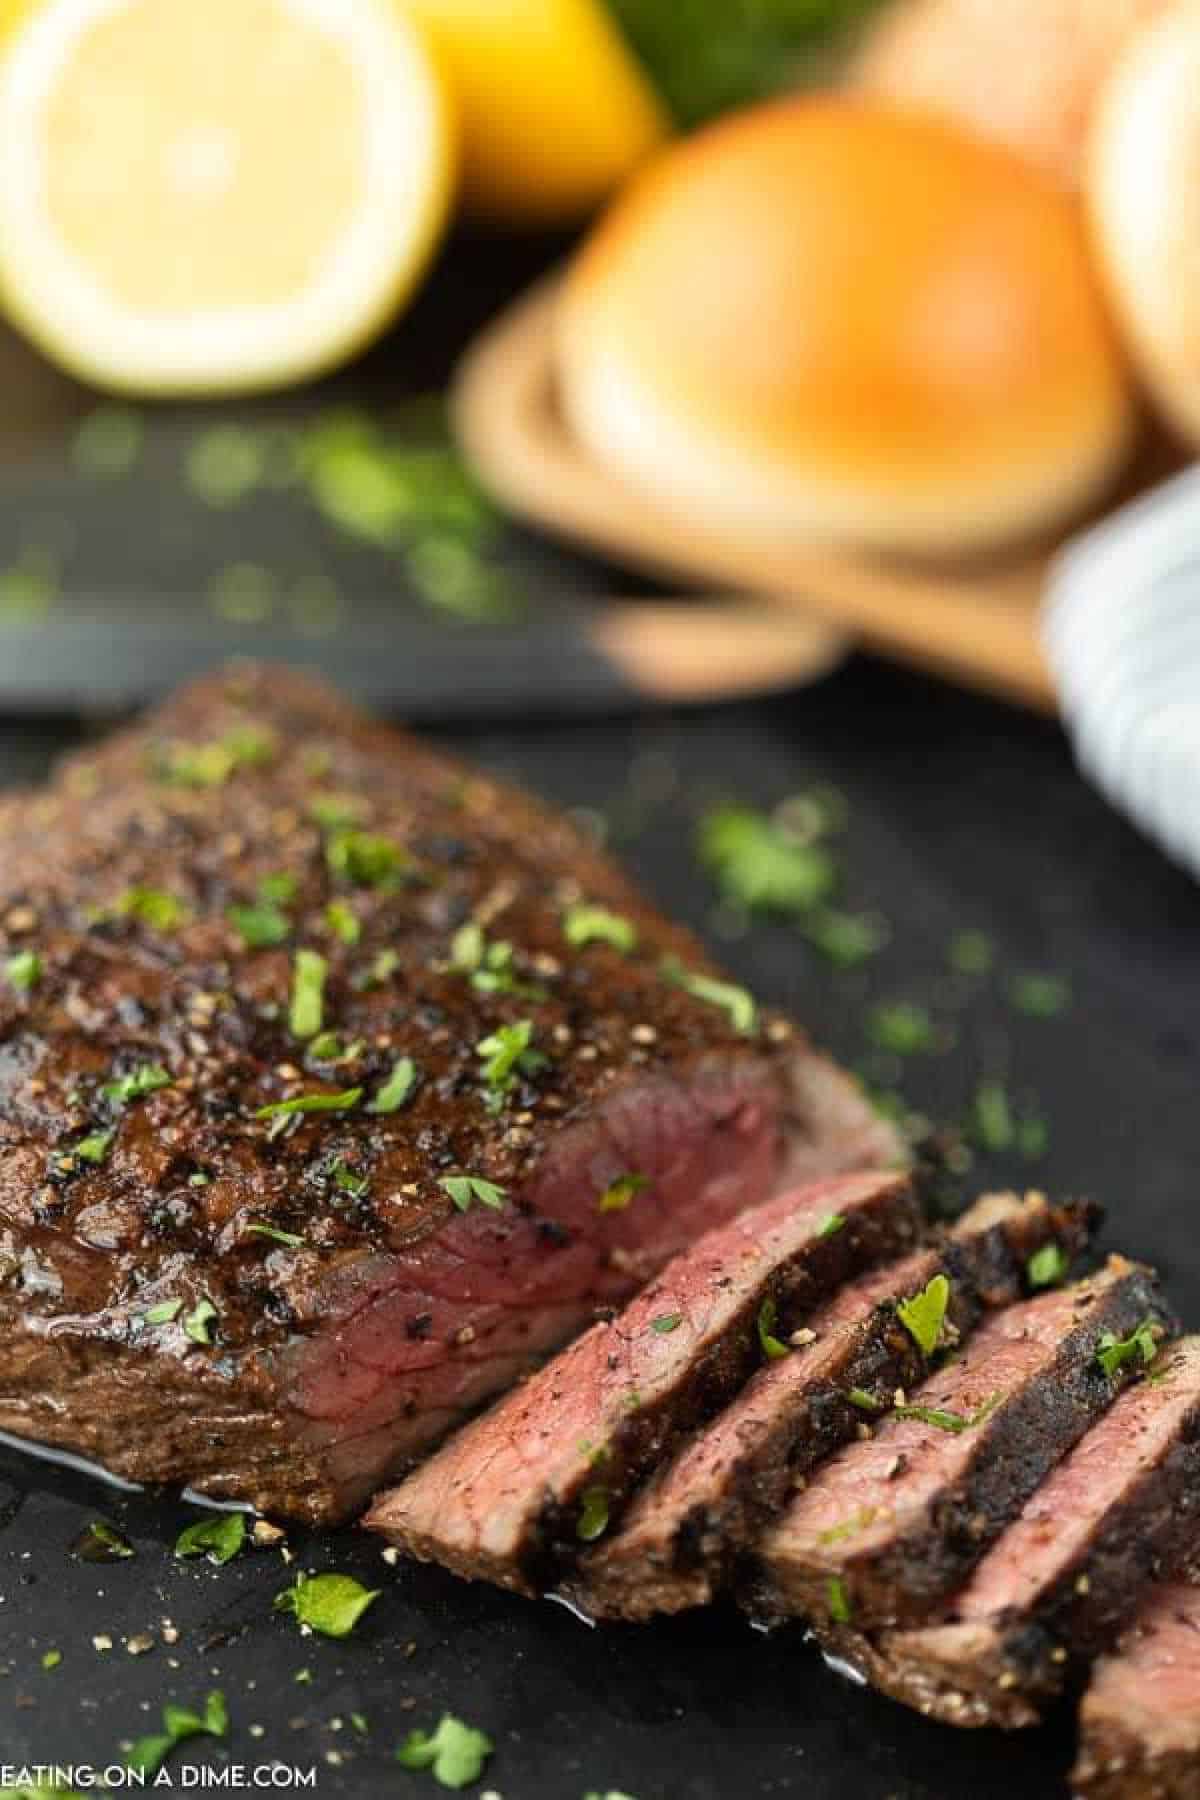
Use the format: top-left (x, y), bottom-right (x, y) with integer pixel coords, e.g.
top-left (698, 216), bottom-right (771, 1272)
top-left (364, 1170), bottom-right (920, 1592)
top-left (0, 667), bottom-right (901, 1522)
top-left (822, 1336), bottom-right (1200, 1728)
top-left (573, 1190), bottom-right (1097, 1621)
top-left (751, 1257), bottom-right (1172, 1630)
top-left (1073, 1580), bottom-right (1200, 1800)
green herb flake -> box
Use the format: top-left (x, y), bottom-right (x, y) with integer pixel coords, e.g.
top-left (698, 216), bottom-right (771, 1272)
top-left (174, 1511), bottom-right (246, 1566)
top-left (326, 829), bottom-right (408, 889)
top-left (115, 886), bottom-right (191, 932)
top-left (577, 1485), bottom-right (610, 1543)
top-left (368, 1057), bottom-right (418, 1115)
top-left (73, 1126), bottom-right (116, 1167)
top-left (5, 949), bottom-right (42, 992)
top-left (698, 805), bottom-right (836, 915)
top-left (893, 1393), bottom-right (1003, 1435)
top-left (142, 1298), bottom-right (183, 1326)
top-left (563, 904), bottom-right (638, 953)
top-left (818, 1506), bottom-right (878, 1545)
top-left (757, 1295), bottom-right (790, 1361)
top-left (949, 930), bottom-right (994, 975)
top-left (867, 1002), bottom-right (937, 1057)
top-left (970, 1080), bottom-right (1015, 1151)
top-left (661, 955), bottom-right (757, 1035)
top-left (308, 791), bottom-right (368, 831)
top-left (183, 1297), bottom-right (218, 1346)
top-left (846, 1387), bottom-right (884, 1412)
top-left (289, 948), bottom-right (328, 1041)
top-left (396, 1713), bottom-right (494, 1790)
top-left (228, 901), bottom-right (290, 949)
top-left (597, 1172), bottom-right (649, 1214)
top-left (246, 1222), bottom-right (305, 1249)
top-left (448, 921), bottom-right (484, 971)
top-left (1010, 973), bottom-right (1071, 1018)
top-left (896, 1274), bottom-right (950, 1356)
top-left (439, 1174), bottom-right (507, 1213)
top-left (476, 1020), bottom-right (543, 1097)
top-left (827, 1576), bottom-right (852, 1624)
top-left (127, 1688), bottom-right (228, 1777)
top-left (325, 900), bottom-right (361, 945)
top-left (817, 1211), bottom-right (846, 1239)
top-left (41, 1647), bottom-right (62, 1671)
top-left (77, 1519), bottom-right (135, 1561)
top-left (102, 1063), bottom-right (172, 1107)
top-left (651, 1312), bottom-right (683, 1335)
top-left (331, 1159), bottom-right (369, 1199)
top-left (274, 1571), bottom-right (380, 1639)
top-left (804, 909), bottom-right (888, 968)
top-left (1097, 1316), bottom-right (1162, 1381)
top-left (258, 871), bottom-right (299, 905)
top-left (1027, 1243), bottom-right (1069, 1290)
top-left (256, 1087), bottom-right (363, 1123)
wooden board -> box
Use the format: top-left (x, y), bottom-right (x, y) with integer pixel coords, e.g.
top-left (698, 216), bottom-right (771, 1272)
top-left (453, 278), bottom-right (1070, 713)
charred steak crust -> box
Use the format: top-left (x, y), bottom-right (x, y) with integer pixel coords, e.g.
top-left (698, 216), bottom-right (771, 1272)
top-left (365, 1171), bottom-right (921, 1593)
top-left (1073, 1581), bottom-right (1200, 1800)
top-left (572, 1191), bottom-right (1097, 1622)
top-left (819, 1337), bottom-right (1200, 1729)
top-left (751, 1258), bottom-right (1174, 1631)
top-left (0, 667), bottom-right (900, 1520)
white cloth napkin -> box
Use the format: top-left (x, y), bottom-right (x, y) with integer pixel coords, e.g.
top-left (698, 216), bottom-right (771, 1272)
top-left (1043, 466), bottom-right (1200, 879)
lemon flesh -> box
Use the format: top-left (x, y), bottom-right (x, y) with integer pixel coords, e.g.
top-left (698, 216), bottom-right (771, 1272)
top-left (404, 0), bottom-right (668, 223)
top-left (0, 0), bottom-right (455, 393)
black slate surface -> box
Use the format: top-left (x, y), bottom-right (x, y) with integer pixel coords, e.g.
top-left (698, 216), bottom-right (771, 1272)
top-left (1, 659), bottom-right (1198, 1798)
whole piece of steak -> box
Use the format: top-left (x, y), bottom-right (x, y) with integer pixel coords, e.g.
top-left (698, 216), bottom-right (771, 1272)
top-left (366, 1171), bottom-right (920, 1592)
top-left (574, 1190), bottom-right (1097, 1622)
top-left (823, 1335), bottom-right (1200, 1728)
top-left (0, 667), bottom-right (899, 1521)
top-left (751, 1258), bottom-right (1172, 1630)
top-left (1073, 1579), bottom-right (1200, 1800)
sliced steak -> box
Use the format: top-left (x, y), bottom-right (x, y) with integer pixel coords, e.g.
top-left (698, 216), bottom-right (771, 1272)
top-left (823, 1336), bottom-right (1200, 1727)
top-left (365, 1170), bottom-right (920, 1591)
top-left (751, 1257), bottom-right (1172, 1631)
top-left (1073, 1580), bottom-right (1200, 1800)
top-left (0, 667), bottom-right (900, 1522)
top-left (574, 1190), bottom-right (1097, 1621)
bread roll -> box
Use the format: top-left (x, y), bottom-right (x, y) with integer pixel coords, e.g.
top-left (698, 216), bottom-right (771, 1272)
top-left (1088, 1), bottom-right (1200, 445)
top-left (851, 0), bottom-right (1169, 187)
top-left (557, 100), bottom-right (1135, 559)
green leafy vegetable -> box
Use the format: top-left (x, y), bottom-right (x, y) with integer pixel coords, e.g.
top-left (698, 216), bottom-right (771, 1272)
top-left (439, 1174), bottom-right (507, 1213)
top-left (846, 1387), bottom-right (884, 1412)
top-left (246, 1222), bottom-right (305, 1248)
top-left (331, 1159), bottom-right (369, 1199)
top-left (661, 955), bottom-right (757, 1034)
top-left (597, 1172), bottom-right (649, 1214)
top-left (896, 1274), bottom-right (950, 1356)
top-left (154, 727), bottom-right (275, 788)
top-left (142, 1298), bottom-right (183, 1326)
top-left (102, 1063), bottom-right (171, 1106)
top-left (817, 1212), bottom-right (846, 1239)
top-left (651, 1312), bottom-right (683, 1335)
top-left (256, 1087), bottom-right (363, 1122)
top-left (1027, 1243), bottom-right (1069, 1289)
top-left (175, 1511), bottom-right (246, 1565)
top-left (698, 805), bottom-right (835, 914)
top-left (274, 1571), bottom-right (380, 1639)
top-left (476, 1020), bottom-right (543, 1098)
top-left (892, 1394), bottom-right (1001, 1434)
top-left (326, 829), bottom-right (408, 888)
top-left (827, 1575), bottom-right (852, 1624)
top-left (183, 1297), bottom-right (218, 1346)
top-left (368, 1056), bottom-right (418, 1115)
top-left (41, 1647), bottom-right (62, 1670)
top-left (563, 904), bottom-right (638, 953)
top-left (577, 1486), bottom-right (610, 1542)
top-left (1097, 1317), bottom-right (1161, 1381)
top-left (75, 1519), bottom-right (135, 1561)
top-left (5, 949), bottom-right (41, 992)
top-left (757, 1296), bottom-right (790, 1361)
top-left (73, 1127), bottom-right (116, 1167)
top-left (396, 1714), bottom-right (494, 1790)
top-left (289, 949), bottom-right (328, 1041)
top-left (127, 1689), bottom-right (228, 1776)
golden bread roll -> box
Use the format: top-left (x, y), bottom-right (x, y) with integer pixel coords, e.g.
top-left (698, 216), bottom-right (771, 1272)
top-left (851, 0), bottom-right (1169, 186)
top-left (1088, 0), bottom-right (1200, 445)
top-left (556, 100), bottom-right (1135, 558)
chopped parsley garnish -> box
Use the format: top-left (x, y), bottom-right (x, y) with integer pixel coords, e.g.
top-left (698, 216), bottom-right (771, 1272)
top-left (661, 955), bottom-right (757, 1035)
top-left (175, 1511), bottom-right (246, 1565)
top-left (476, 1020), bottom-right (544, 1100)
top-left (368, 1056), bottom-right (418, 1115)
top-left (439, 1174), bottom-right (507, 1213)
top-left (102, 1063), bottom-right (171, 1106)
top-left (72, 1126), bottom-right (116, 1167)
top-left (183, 1297), bottom-right (218, 1346)
top-left (307, 791), bottom-right (367, 831)
top-left (449, 921), bottom-right (484, 971)
top-left (331, 1159), bottom-right (369, 1199)
top-left (142, 1298), bottom-right (183, 1326)
top-left (361, 947), bottom-right (400, 988)
top-left (803, 909), bottom-right (888, 968)
top-left (127, 1689), bottom-right (228, 1777)
top-left (597, 1172), bottom-right (649, 1213)
top-left (651, 1312), bottom-right (683, 1335)
top-left (326, 829), bottom-right (408, 888)
top-left (896, 1274), bottom-right (950, 1356)
top-left (893, 1394), bottom-right (1001, 1434)
top-left (115, 886), bottom-right (190, 932)
top-left (246, 1222), bottom-right (304, 1249)
top-left (228, 901), bottom-right (290, 948)
top-left (757, 1296), bottom-right (790, 1361)
top-left (1027, 1243), bottom-right (1069, 1289)
top-left (698, 805), bottom-right (835, 914)
top-left (818, 1507), bottom-right (878, 1545)
top-left (325, 900), bottom-right (360, 945)
top-left (563, 904), bottom-right (638, 953)
top-left (949, 930), bottom-right (994, 975)
top-left (576, 1485), bottom-right (610, 1542)
top-left (1010, 972), bottom-right (1071, 1017)
top-left (5, 949), bottom-right (41, 992)
top-left (289, 949), bottom-right (327, 1041)
top-left (817, 1211), bottom-right (846, 1239)
top-left (41, 1648), bottom-right (61, 1670)
top-left (969, 1081), bottom-right (1047, 1158)
top-left (259, 871), bottom-right (299, 905)
top-left (867, 1002), bottom-right (937, 1056)
top-left (274, 1571), bottom-right (380, 1639)
top-left (75, 1519), bottom-right (135, 1562)
top-left (154, 728), bottom-right (274, 788)
top-left (451, 925), bottom-right (545, 999)
top-left (846, 1387), bottom-right (884, 1412)
top-left (1097, 1316), bottom-right (1161, 1380)
top-left (396, 1714), bottom-right (494, 1789)
top-left (827, 1576), bottom-right (852, 1624)
top-left (255, 1087), bottom-right (363, 1122)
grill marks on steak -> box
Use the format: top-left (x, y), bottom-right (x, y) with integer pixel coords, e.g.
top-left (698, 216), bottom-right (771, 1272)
top-left (364, 1171), bottom-right (920, 1591)
top-left (0, 667), bottom-right (900, 1520)
top-left (572, 1191), bottom-right (1096, 1622)
top-left (1073, 1580), bottom-right (1200, 1800)
top-left (751, 1258), bottom-right (1172, 1631)
top-left (823, 1337), bottom-right (1200, 1728)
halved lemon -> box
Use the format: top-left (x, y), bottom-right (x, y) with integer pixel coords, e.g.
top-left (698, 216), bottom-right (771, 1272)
top-left (0, 0), bottom-right (455, 394)
top-left (403, 0), bottom-right (669, 223)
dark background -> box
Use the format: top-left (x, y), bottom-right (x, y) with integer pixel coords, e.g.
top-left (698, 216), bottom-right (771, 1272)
top-left (1, 234), bottom-right (1198, 1799)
